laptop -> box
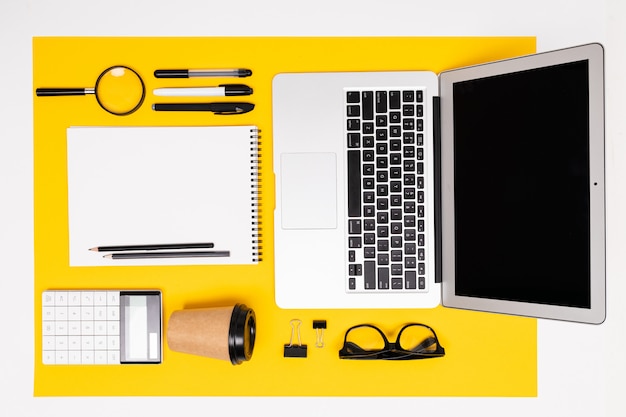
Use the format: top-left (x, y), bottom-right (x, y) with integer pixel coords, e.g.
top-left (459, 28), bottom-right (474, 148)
top-left (272, 43), bottom-right (605, 324)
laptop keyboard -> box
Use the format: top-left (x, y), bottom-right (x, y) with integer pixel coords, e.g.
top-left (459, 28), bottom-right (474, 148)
top-left (345, 88), bottom-right (428, 293)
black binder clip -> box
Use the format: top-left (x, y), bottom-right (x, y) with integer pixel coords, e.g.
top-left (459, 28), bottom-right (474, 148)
top-left (313, 320), bottom-right (327, 348)
top-left (284, 319), bottom-right (307, 358)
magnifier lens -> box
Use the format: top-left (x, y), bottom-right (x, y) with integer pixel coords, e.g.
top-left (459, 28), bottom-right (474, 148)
top-left (95, 66), bottom-right (145, 115)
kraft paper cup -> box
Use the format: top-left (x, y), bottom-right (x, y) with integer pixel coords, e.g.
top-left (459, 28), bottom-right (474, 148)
top-left (166, 304), bottom-right (256, 365)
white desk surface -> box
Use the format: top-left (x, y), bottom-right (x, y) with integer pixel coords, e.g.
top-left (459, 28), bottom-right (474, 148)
top-left (2, 0), bottom-right (624, 415)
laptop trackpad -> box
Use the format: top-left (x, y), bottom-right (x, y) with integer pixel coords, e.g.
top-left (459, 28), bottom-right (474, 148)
top-left (280, 153), bottom-right (337, 229)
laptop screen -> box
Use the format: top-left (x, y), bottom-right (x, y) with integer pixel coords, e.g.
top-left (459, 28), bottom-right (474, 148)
top-left (451, 60), bottom-right (591, 308)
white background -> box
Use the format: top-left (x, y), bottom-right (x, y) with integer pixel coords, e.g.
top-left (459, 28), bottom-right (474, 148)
top-left (1, 0), bottom-right (624, 415)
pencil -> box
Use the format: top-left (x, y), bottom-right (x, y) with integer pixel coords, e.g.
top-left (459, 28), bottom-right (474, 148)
top-left (90, 243), bottom-right (214, 252)
top-left (103, 251), bottom-right (230, 260)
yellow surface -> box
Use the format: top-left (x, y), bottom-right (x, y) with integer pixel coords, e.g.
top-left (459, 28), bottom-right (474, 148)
top-left (33, 37), bottom-right (537, 396)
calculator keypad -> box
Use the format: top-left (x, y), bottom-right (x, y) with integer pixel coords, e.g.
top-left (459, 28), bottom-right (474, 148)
top-left (42, 291), bottom-right (122, 365)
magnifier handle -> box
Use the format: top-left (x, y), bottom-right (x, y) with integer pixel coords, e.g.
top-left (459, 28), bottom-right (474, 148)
top-left (36, 88), bottom-right (93, 96)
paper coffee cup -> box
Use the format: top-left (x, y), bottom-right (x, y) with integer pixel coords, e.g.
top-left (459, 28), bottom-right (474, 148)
top-left (166, 304), bottom-right (256, 365)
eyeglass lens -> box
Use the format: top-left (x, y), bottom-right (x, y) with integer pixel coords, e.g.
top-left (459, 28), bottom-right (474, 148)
top-left (345, 325), bottom-right (388, 351)
top-left (396, 324), bottom-right (438, 353)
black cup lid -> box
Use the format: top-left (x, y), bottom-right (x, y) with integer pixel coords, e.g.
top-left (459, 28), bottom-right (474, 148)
top-left (228, 304), bottom-right (256, 365)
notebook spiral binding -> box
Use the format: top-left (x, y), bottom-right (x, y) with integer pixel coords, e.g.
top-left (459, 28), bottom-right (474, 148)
top-left (250, 128), bottom-right (263, 263)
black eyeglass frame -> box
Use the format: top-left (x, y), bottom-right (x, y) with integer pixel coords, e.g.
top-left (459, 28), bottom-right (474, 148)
top-left (339, 323), bottom-right (446, 360)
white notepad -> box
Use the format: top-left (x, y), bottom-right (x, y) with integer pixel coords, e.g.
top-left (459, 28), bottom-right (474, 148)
top-left (67, 126), bottom-right (261, 266)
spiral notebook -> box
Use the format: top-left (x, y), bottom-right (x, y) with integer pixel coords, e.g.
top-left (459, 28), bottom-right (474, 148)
top-left (66, 125), bottom-right (262, 266)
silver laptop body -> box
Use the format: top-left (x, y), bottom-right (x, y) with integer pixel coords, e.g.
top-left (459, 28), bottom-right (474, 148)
top-left (272, 44), bottom-right (605, 324)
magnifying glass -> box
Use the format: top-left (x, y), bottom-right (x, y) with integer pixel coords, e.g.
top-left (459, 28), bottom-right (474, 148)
top-left (36, 65), bottom-right (146, 116)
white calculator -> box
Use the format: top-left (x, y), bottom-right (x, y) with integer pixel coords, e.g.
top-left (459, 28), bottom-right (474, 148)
top-left (41, 290), bottom-right (162, 365)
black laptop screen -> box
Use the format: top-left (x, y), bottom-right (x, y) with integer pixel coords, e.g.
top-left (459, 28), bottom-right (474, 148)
top-left (452, 60), bottom-right (591, 308)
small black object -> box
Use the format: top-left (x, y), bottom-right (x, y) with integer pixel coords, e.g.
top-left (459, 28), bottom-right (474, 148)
top-left (221, 84), bottom-right (253, 96)
top-left (313, 320), bottom-right (327, 329)
top-left (283, 344), bottom-right (308, 358)
top-left (284, 319), bottom-right (307, 358)
top-left (313, 320), bottom-right (327, 348)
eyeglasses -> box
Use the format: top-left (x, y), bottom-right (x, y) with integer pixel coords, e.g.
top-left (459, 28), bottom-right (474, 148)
top-left (339, 323), bottom-right (445, 360)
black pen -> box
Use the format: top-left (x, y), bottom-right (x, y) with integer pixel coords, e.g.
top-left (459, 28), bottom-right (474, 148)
top-left (90, 243), bottom-right (215, 252)
top-left (104, 251), bottom-right (231, 259)
top-left (152, 102), bottom-right (254, 115)
top-left (154, 69), bottom-right (252, 78)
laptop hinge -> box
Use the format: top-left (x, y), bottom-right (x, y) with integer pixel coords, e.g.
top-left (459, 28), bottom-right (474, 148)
top-left (433, 96), bottom-right (442, 284)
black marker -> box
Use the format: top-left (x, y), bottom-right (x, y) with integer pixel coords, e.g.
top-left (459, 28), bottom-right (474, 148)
top-left (153, 84), bottom-right (253, 97)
